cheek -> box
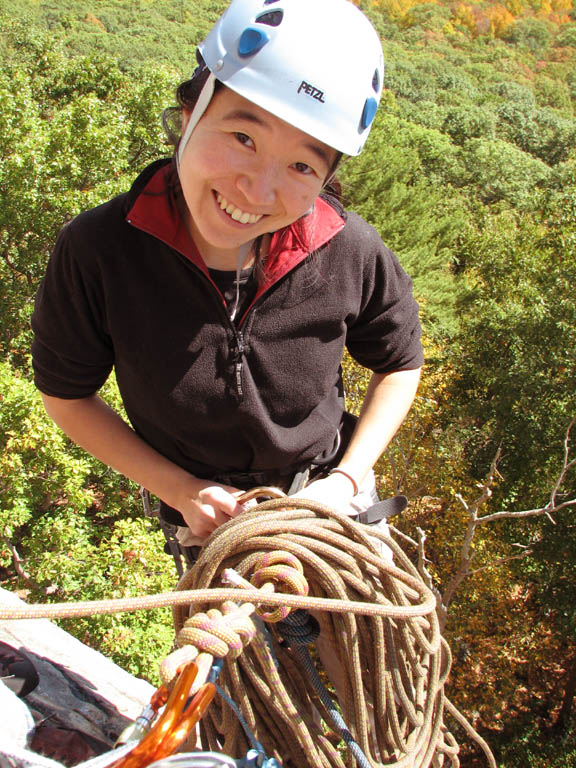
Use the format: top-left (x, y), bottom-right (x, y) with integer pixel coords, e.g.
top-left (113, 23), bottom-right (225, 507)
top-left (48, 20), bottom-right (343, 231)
top-left (181, 137), bottom-right (235, 185)
top-left (289, 184), bottom-right (322, 216)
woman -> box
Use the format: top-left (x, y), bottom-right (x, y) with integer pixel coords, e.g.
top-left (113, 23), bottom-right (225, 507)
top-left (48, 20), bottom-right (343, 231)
top-left (31, 0), bottom-right (423, 552)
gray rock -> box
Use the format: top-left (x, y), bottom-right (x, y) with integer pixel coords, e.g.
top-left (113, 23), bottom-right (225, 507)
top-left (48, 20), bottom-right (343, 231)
top-left (0, 588), bottom-right (157, 766)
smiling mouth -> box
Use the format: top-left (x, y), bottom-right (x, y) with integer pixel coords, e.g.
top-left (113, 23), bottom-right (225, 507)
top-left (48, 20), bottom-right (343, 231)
top-left (215, 193), bottom-right (263, 225)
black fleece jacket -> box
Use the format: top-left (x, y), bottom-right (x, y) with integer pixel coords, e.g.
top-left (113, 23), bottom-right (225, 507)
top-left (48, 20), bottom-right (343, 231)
top-left (32, 159), bottom-right (424, 479)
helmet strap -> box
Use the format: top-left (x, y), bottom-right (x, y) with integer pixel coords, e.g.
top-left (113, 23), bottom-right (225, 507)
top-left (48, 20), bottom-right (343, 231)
top-left (177, 72), bottom-right (217, 169)
top-left (229, 241), bottom-right (255, 322)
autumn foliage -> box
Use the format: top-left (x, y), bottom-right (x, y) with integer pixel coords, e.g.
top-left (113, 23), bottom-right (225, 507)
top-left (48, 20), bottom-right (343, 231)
top-left (369, 0), bottom-right (574, 34)
top-left (1, 0), bottom-right (575, 765)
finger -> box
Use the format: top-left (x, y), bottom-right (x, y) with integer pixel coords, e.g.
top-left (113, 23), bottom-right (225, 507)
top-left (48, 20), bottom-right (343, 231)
top-left (224, 499), bottom-right (247, 518)
top-left (210, 505), bottom-right (236, 527)
top-left (200, 487), bottom-right (246, 520)
top-left (180, 510), bottom-right (213, 540)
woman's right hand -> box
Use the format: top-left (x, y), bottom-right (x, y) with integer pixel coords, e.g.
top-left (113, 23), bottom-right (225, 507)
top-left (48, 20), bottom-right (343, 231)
top-left (38, 394), bottom-right (247, 542)
top-left (175, 480), bottom-right (246, 540)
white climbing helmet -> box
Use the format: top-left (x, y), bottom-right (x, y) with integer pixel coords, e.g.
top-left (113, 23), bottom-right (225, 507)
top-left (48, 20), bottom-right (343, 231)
top-left (198, 0), bottom-right (384, 156)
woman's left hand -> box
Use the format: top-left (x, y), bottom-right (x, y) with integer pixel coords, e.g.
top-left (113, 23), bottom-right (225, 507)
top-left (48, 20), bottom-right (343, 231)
top-left (291, 473), bottom-right (357, 514)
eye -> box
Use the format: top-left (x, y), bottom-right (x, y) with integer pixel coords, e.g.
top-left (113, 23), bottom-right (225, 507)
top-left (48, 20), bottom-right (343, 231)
top-left (234, 132), bottom-right (254, 148)
top-left (292, 161), bottom-right (315, 176)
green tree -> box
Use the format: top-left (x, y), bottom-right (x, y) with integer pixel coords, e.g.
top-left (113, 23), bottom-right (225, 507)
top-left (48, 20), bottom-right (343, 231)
top-left (0, 361), bottom-right (175, 681)
top-left (456, 137), bottom-right (551, 208)
top-left (497, 103), bottom-right (576, 165)
top-left (445, 178), bottom-right (576, 506)
top-left (0, 20), bottom-right (177, 681)
top-left (503, 17), bottom-right (557, 53)
top-left (442, 104), bottom-right (496, 144)
top-left (534, 74), bottom-right (574, 114)
top-left (341, 111), bottom-right (465, 333)
top-left (0, 20), bottom-right (174, 362)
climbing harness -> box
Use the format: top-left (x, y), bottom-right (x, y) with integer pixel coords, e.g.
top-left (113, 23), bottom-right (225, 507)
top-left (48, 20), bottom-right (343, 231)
top-left (141, 486), bottom-right (186, 578)
top-left (0, 494), bottom-right (497, 768)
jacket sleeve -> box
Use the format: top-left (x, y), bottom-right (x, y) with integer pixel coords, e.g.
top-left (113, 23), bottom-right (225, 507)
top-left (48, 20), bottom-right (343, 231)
top-left (344, 214), bottom-right (424, 373)
top-left (31, 221), bottom-right (114, 398)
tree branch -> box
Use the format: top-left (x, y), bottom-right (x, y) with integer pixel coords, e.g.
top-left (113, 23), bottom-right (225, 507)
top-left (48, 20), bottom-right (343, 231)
top-left (0, 248), bottom-right (34, 287)
top-left (440, 448), bottom-right (501, 618)
top-left (438, 416), bottom-right (575, 621)
top-left (1, 536), bottom-right (57, 595)
top-left (477, 416), bottom-right (575, 526)
top-left (415, 526), bottom-right (446, 626)
top-left (1, 536), bottom-right (38, 586)
top-left (466, 548), bottom-right (533, 577)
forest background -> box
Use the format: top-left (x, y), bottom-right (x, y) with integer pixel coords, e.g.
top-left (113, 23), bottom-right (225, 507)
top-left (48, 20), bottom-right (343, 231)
top-left (0, 0), bottom-right (575, 764)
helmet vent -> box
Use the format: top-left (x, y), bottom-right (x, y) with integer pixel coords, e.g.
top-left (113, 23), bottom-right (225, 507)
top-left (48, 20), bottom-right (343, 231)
top-left (256, 10), bottom-right (284, 26)
top-left (372, 69), bottom-right (380, 93)
top-left (361, 98), bottom-right (378, 131)
top-left (238, 27), bottom-right (271, 57)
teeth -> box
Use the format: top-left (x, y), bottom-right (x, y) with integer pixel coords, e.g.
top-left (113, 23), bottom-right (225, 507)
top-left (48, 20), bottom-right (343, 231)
top-left (216, 193), bottom-right (262, 225)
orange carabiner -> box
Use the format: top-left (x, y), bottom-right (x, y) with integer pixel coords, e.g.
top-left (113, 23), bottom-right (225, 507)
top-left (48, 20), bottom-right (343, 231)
top-left (110, 662), bottom-right (215, 768)
top-left (148, 682), bottom-right (216, 762)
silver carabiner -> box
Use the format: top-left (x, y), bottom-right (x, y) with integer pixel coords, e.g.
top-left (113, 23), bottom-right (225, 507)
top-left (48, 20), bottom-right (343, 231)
top-left (148, 753), bottom-right (238, 768)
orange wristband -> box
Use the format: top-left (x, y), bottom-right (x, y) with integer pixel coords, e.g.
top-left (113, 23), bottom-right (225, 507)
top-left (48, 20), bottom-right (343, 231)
top-left (328, 468), bottom-right (359, 497)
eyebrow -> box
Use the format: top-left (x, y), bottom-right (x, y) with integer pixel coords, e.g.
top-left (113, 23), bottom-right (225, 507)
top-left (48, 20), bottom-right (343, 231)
top-left (222, 109), bottom-right (334, 169)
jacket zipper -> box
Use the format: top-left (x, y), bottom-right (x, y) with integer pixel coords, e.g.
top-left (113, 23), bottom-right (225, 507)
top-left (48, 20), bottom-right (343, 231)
top-left (232, 326), bottom-right (245, 399)
top-left (178, 257), bottom-right (297, 402)
top-left (181, 261), bottom-right (249, 400)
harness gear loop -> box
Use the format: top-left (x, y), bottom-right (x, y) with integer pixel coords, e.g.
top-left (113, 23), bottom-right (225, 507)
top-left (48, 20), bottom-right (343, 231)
top-left (140, 487), bottom-right (185, 578)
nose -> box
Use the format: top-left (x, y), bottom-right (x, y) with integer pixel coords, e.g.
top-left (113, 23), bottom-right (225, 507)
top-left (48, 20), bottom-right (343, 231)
top-left (236, 159), bottom-right (278, 208)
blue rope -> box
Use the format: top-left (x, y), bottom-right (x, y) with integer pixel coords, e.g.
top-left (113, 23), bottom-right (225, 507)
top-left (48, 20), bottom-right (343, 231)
top-left (208, 640), bottom-right (280, 767)
top-left (214, 682), bottom-right (264, 754)
top-left (209, 612), bottom-right (371, 767)
top-left (278, 611), bottom-right (373, 768)
top-left (214, 684), bottom-right (280, 768)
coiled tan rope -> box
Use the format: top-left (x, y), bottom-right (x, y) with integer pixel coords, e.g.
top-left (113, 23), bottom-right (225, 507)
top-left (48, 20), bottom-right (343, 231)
top-left (0, 496), bottom-right (496, 767)
top-left (169, 497), bottom-right (497, 768)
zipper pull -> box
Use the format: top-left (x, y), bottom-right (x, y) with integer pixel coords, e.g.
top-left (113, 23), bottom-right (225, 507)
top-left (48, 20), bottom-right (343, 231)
top-left (234, 330), bottom-right (244, 398)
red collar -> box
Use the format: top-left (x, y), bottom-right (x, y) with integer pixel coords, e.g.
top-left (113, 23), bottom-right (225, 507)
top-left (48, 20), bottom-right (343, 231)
top-left (126, 163), bottom-right (345, 285)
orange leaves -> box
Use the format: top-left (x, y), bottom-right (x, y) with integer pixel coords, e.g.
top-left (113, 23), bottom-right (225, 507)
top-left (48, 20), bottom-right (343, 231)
top-left (486, 4), bottom-right (516, 36)
top-left (452, 2), bottom-right (514, 37)
top-left (389, 0), bottom-right (574, 38)
top-left (373, 0), bottom-right (437, 22)
top-left (84, 13), bottom-right (107, 32)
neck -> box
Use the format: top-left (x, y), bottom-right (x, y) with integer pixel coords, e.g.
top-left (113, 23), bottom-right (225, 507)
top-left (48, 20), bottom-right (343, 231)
top-left (185, 209), bottom-right (256, 271)
top-left (202, 247), bottom-right (254, 271)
